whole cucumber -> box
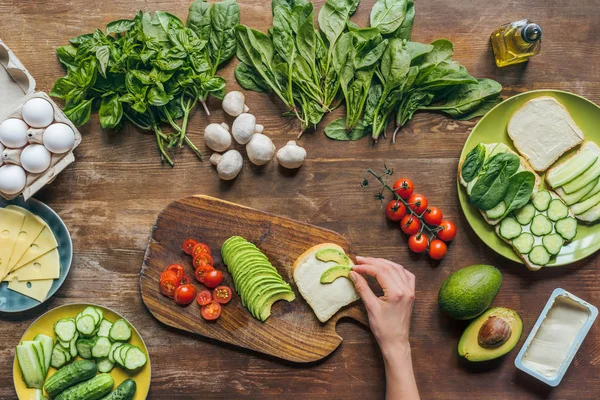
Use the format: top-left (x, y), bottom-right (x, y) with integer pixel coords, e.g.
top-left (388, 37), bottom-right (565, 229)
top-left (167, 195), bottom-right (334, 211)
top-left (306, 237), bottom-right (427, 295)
top-left (55, 373), bottom-right (114, 400)
top-left (99, 379), bottom-right (137, 400)
top-left (44, 360), bottom-right (97, 398)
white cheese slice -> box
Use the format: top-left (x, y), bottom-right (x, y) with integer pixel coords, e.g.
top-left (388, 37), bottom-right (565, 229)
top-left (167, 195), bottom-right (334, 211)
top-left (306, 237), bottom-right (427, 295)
top-left (7, 279), bottom-right (53, 302)
top-left (5, 205), bottom-right (47, 271)
top-left (0, 208), bottom-right (26, 280)
top-left (11, 227), bottom-right (58, 272)
top-left (3, 248), bottom-right (60, 282)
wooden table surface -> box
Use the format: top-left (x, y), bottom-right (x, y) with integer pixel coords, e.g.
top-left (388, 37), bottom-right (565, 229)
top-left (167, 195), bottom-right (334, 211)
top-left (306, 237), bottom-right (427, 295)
top-left (1, 0), bottom-right (599, 399)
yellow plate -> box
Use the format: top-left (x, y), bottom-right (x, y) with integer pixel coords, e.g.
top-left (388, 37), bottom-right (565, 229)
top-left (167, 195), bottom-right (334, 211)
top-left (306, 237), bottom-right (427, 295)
top-left (13, 303), bottom-right (151, 399)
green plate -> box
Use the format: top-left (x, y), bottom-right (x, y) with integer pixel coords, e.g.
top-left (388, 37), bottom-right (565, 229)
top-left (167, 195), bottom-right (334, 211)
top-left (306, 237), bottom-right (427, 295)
top-left (458, 90), bottom-right (600, 266)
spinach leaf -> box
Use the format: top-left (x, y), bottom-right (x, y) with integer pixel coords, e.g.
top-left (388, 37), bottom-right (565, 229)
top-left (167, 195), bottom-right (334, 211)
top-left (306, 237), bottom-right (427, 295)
top-left (209, 0), bottom-right (240, 68)
top-left (470, 153), bottom-right (521, 210)
top-left (420, 78), bottom-right (502, 117)
top-left (394, 0), bottom-right (414, 39)
top-left (501, 171), bottom-right (536, 219)
top-left (324, 117), bottom-right (368, 140)
top-left (461, 143), bottom-right (486, 182)
top-left (455, 97), bottom-right (502, 120)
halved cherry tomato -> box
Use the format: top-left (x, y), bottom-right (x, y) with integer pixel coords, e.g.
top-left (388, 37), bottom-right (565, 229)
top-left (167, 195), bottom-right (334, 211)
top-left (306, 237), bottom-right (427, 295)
top-left (428, 239), bottom-right (447, 260)
top-left (408, 234), bottom-right (428, 253)
top-left (423, 207), bottom-right (443, 226)
top-left (159, 274), bottom-right (180, 298)
top-left (194, 265), bottom-right (215, 284)
top-left (179, 273), bottom-right (193, 285)
top-left (174, 284), bottom-right (197, 306)
top-left (392, 178), bottom-right (414, 200)
top-left (201, 301), bottom-right (222, 321)
top-left (400, 215), bottom-right (421, 235)
top-left (193, 253), bottom-right (214, 268)
top-left (196, 290), bottom-right (212, 306)
top-left (182, 239), bottom-right (198, 255)
top-left (213, 286), bottom-right (232, 304)
top-left (385, 200), bottom-right (407, 221)
top-left (437, 220), bottom-right (457, 242)
top-left (159, 270), bottom-right (180, 283)
top-left (191, 243), bottom-right (211, 258)
top-left (165, 264), bottom-right (184, 280)
top-left (407, 194), bottom-right (428, 214)
top-left (204, 270), bottom-right (223, 289)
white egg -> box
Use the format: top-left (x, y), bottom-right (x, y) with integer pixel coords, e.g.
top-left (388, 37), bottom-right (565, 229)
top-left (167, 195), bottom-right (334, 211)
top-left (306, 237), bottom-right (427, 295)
top-left (0, 142), bottom-right (3, 166)
top-left (22, 98), bottom-right (55, 128)
top-left (20, 144), bottom-right (52, 174)
top-left (0, 118), bottom-right (29, 148)
top-left (43, 123), bottom-right (75, 154)
top-left (0, 164), bottom-right (27, 194)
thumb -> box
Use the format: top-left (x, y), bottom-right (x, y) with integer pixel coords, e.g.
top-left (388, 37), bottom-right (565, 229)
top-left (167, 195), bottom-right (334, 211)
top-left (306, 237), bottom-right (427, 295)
top-left (349, 271), bottom-right (378, 309)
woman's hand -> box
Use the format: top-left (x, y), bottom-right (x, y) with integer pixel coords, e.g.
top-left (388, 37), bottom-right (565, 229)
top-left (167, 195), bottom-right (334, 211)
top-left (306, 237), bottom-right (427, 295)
top-left (349, 256), bottom-right (419, 400)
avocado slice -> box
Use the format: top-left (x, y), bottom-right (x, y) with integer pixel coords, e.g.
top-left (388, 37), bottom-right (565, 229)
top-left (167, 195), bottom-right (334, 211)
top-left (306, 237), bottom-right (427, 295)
top-left (247, 283), bottom-right (291, 318)
top-left (458, 307), bottom-right (523, 362)
top-left (238, 274), bottom-right (285, 303)
top-left (315, 248), bottom-right (351, 266)
top-left (253, 287), bottom-right (296, 321)
top-left (320, 265), bottom-right (352, 284)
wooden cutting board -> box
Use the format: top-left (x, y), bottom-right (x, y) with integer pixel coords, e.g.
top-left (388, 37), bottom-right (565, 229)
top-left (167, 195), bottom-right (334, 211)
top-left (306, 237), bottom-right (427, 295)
top-left (139, 195), bottom-right (368, 363)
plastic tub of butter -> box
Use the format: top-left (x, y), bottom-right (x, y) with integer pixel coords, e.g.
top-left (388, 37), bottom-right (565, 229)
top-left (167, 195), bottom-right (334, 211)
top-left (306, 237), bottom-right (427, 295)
top-left (515, 288), bottom-right (598, 386)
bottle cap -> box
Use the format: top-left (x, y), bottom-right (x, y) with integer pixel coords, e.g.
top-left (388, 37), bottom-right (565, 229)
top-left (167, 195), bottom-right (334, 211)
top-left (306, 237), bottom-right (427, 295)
top-left (522, 23), bottom-right (542, 43)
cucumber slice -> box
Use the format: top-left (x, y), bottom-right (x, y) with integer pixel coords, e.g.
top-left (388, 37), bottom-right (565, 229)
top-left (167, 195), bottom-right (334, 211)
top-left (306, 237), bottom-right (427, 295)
top-left (97, 319), bottom-right (113, 338)
top-left (530, 214), bottom-right (553, 236)
top-left (577, 202), bottom-right (600, 222)
top-left (54, 318), bottom-right (77, 342)
top-left (79, 307), bottom-right (101, 326)
top-left (499, 217), bottom-right (522, 239)
top-left (112, 344), bottom-right (127, 365)
top-left (547, 199), bottom-right (569, 221)
top-left (572, 191), bottom-right (600, 215)
top-left (75, 338), bottom-right (96, 359)
top-left (529, 245), bottom-right (551, 266)
top-left (76, 315), bottom-right (96, 336)
top-left (97, 358), bottom-right (115, 373)
top-left (30, 341), bottom-right (45, 381)
top-left (50, 344), bottom-right (68, 369)
top-left (563, 157), bottom-right (600, 194)
top-left (33, 334), bottom-right (54, 377)
top-left (556, 179), bottom-right (596, 205)
top-left (93, 307), bottom-right (104, 325)
top-left (69, 332), bottom-right (78, 358)
top-left (532, 191), bottom-right (552, 211)
top-left (123, 346), bottom-right (147, 370)
top-left (555, 217), bottom-right (578, 241)
top-left (512, 232), bottom-right (534, 254)
top-left (581, 178), bottom-right (600, 202)
top-left (17, 342), bottom-right (45, 389)
top-left (109, 319), bottom-right (132, 342)
top-left (543, 233), bottom-right (564, 256)
top-left (486, 201), bottom-right (507, 220)
top-left (514, 203), bottom-right (536, 225)
top-left (108, 342), bottom-right (123, 363)
top-left (547, 151), bottom-right (597, 188)
top-left (118, 345), bottom-right (132, 366)
top-left (92, 337), bottom-right (112, 358)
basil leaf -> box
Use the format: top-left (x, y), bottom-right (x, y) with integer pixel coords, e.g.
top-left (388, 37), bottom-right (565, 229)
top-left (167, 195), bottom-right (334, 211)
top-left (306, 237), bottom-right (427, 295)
top-left (106, 19), bottom-right (135, 35)
top-left (64, 98), bottom-right (93, 127)
top-left (470, 153), bottom-right (521, 210)
top-left (99, 94), bottom-right (123, 129)
top-left (56, 45), bottom-right (78, 71)
top-left (461, 144), bottom-right (486, 182)
top-left (96, 45), bottom-right (110, 78)
top-left (50, 77), bottom-right (76, 99)
top-left (501, 171), bottom-right (536, 219)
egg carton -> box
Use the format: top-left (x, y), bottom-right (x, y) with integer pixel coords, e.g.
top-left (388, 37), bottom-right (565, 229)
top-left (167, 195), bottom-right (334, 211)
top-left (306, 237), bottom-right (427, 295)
top-left (0, 39), bottom-right (82, 200)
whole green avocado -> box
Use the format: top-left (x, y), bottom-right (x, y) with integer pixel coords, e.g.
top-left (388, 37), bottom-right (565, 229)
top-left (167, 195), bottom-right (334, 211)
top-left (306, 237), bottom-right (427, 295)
top-left (438, 265), bottom-right (502, 320)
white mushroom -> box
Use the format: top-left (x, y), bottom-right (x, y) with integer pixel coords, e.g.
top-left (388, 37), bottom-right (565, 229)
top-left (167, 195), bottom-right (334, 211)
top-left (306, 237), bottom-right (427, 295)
top-left (276, 141), bottom-right (307, 169)
top-left (222, 91), bottom-right (249, 117)
top-left (210, 150), bottom-right (243, 180)
top-left (204, 123), bottom-right (232, 152)
top-left (246, 134), bottom-right (275, 166)
top-left (232, 113), bottom-right (263, 144)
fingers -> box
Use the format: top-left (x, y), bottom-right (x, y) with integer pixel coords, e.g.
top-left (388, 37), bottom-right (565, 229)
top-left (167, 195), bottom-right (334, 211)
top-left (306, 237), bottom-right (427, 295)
top-left (349, 271), bottom-right (378, 309)
top-left (352, 263), bottom-right (398, 295)
top-left (404, 270), bottom-right (416, 292)
top-left (356, 256), bottom-right (409, 287)
top-left (355, 256), bottom-right (417, 297)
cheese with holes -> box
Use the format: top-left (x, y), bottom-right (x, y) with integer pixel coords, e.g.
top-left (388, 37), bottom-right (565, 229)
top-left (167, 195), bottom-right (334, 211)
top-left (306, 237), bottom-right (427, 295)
top-left (7, 279), bottom-right (53, 302)
top-left (0, 208), bottom-right (25, 279)
top-left (5, 205), bottom-right (47, 271)
top-left (3, 248), bottom-right (59, 282)
top-left (11, 226), bottom-right (58, 272)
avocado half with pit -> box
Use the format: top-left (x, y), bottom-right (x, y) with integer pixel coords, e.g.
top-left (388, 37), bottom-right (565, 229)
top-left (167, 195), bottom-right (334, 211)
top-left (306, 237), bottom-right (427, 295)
top-left (458, 307), bottom-right (523, 362)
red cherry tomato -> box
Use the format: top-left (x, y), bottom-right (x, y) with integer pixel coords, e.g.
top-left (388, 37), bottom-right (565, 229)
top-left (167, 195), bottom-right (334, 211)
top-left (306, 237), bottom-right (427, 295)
top-left (428, 239), bottom-right (447, 260)
top-left (193, 253), bottom-right (214, 268)
top-left (196, 290), bottom-right (212, 306)
top-left (191, 243), bottom-right (211, 258)
top-left (407, 194), bottom-right (428, 214)
top-left (385, 200), bottom-right (407, 221)
top-left (408, 234), bottom-right (428, 253)
top-left (423, 207), bottom-right (443, 226)
top-left (213, 286), bottom-right (232, 304)
top-left (159, 269), bottom-right (180, 284)
top-left (159, 274), bottom-right (180, 298)
top-left (174, 284), bottom-right (197, 306)
top-left (392, 178), bottom-right (414, 200)
top-left (201, 301), bottom-right (222, 321)
top-left (164, 264), bottom-right (184, 280)
top-left (204, 270), bottom-right (224, 289)
top-left (182, 239), bottom-right (198, 255)
top-left (179, 274), bottom-right (193, 285)
top-left (194, 265), bottom-right (215, 284)
top-left (437, 220), bottom-right (457, 242)
top-left (400, 215), bottom-right (421, 235)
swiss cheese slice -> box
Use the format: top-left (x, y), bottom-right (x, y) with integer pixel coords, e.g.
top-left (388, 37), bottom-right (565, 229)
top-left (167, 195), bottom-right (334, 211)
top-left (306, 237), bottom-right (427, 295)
top-left (11, 227), bottom-right (58, 272)
top-left (5, 205), bottom-right (47, 272)
top-left (0, 208), bottom-right (26, 280)
top-left (7, 279), bottom-right (53, 302)
top-left (3, 248), bottom-right (60, 282)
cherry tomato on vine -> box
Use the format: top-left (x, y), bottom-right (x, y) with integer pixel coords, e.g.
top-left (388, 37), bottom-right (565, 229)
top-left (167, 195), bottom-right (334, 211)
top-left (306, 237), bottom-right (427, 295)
top-left (196, 290), bottom-right (212, 306)
top-left (400, 215), bottom-right (421, 235)
top-left (182, 239), bottom-right (198, 255)
top-left (437, 220), bottom-right (457, 242)
top-left (408, 234), bottom-right (428, 253)
top-left (194, 265), bottom-right (215, 284)
top-left (385, 200), bottom-right (407, 221)
top-left (204, 270), bottom-right (224, 289)
top-left (423, 207), bottom-right (443, 226)
top-left (428, 239), bottom-right (447, 260)
top-left (201, 301), bottom-right (222, 321)
top-left (191, 243), bottom-right (211, 258)
top-left (213, 286), bottom-right (232, 304)
top-left (193, 253), bottom-right (214, 269)
top-left (174, 284), bottom-right (197, 306)
top-left (392, 178), bottom-right (414, 200)
top-left (407, 194), bottom-right (428, 214)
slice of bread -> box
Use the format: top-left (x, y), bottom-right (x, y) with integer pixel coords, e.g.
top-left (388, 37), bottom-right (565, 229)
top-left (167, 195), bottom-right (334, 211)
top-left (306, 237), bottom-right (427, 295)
top-left (507, 96), bottom-right (584, 172)
top-left (293, 243), bottom-right (359, 323)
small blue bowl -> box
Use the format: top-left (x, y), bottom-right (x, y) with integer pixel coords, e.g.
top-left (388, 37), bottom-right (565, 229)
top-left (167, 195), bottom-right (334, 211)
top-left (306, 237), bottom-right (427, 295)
top-left (0, 197), bottom-right (72, 313)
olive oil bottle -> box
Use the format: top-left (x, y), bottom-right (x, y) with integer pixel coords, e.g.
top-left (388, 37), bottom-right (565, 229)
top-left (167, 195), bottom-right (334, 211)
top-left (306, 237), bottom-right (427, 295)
top-left (491, 19), bottom-right (542, 67)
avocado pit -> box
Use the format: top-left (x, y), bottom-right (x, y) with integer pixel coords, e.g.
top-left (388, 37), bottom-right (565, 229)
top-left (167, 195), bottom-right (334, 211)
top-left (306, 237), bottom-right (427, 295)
top-left (478, 316), bottom-right (512, 348)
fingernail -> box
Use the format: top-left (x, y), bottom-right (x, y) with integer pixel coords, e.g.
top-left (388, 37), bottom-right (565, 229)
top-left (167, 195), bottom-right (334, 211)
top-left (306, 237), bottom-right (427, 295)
top-left (349, 271), bottom-right (357, 282)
